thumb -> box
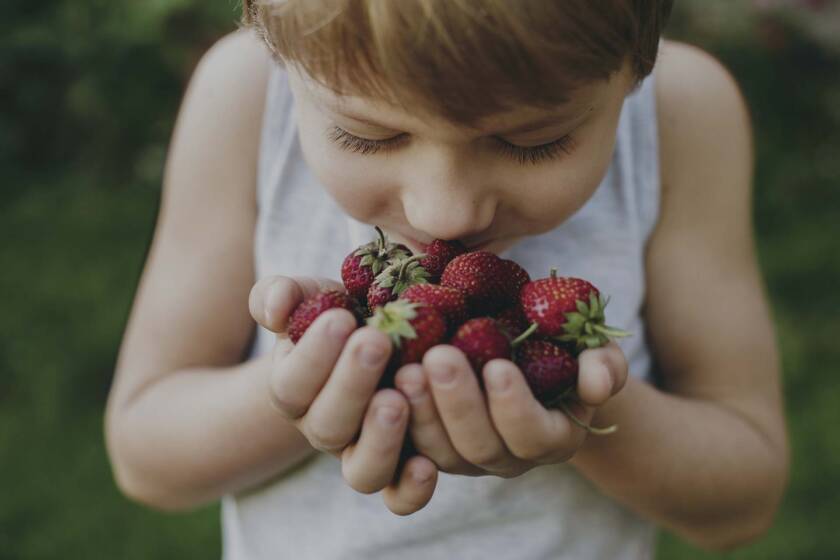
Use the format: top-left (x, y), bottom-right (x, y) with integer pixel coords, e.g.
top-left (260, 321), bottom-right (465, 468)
top-left (249, 275), bottom-right (345, 333)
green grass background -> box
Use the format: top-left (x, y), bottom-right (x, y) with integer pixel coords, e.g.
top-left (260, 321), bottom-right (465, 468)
top-left (2, 2), bottom-right (839, 558)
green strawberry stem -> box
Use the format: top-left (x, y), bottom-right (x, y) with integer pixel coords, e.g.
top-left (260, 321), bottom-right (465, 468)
top-left (398, 253), bottom-right (426, 279)
top-left (592, 324), bottom-right (631, 338)
top-left (558, 400), bottom-right (618, 435)
top-left (510, 322), bottom-right (538, 347)
top-left (544, 388), bottom-right (618, 436)
top-left (558, 293), bottom-right (631, 351)
top-left (374, 226), bottom-right (388, 256)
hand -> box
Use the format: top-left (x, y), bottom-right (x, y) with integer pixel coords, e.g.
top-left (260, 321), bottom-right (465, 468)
top-left (249, 275), bottom-right (438, 515)
top-left (393, 342), bottom-right (628, 477)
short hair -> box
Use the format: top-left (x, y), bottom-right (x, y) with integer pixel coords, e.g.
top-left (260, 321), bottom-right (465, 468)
top-left (243, 0), bottom-right (673, 125)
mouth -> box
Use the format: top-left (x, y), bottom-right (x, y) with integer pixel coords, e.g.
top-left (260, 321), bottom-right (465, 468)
top-left (393, 232), bottom-right (492, 254)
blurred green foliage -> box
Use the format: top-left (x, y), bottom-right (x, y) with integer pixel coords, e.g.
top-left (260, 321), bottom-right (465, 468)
top-left (1, 1), bottom-right (839, 559)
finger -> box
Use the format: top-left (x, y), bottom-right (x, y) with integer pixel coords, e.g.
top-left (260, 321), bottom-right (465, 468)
top-left (382, 455), bottom-right (439, 516)
top-left (341, 390), bottom-right (409, 494)
top-left (394, 365), bottom-right (481, 475)
top-left (423, 346), bottom-right (515, 473)
top-left (268, 308), bottom-right (357, 420)
top-left (250, 275), bottom-right (344, 333)
top-left (484, 360), bottom-right (587, 463)
top-left (302, 327), bottom-right (392, 449)
top-left (576, 341), bottom-right (629, 407)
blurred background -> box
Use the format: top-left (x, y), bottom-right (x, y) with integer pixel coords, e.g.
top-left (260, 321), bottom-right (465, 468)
top-left (2, 1), bottom-right (839, 558)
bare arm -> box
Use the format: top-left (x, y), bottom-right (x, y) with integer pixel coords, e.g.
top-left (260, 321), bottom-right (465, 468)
top-left (105, 30), bottom-right (313, 510)
top-left (568, 42), bottom-right (789, 551)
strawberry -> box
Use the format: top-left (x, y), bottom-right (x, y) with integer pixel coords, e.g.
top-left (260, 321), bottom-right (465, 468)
top-left (450, 317), bottom-right (513, 375)
top-left (288, 290), bottom-right (364, 343)
top-left (341, 226), bottom-right (410, 301)
top-left (367, 254), bottom-right (430, 310)
top-left (419, 239), bottom-right (467, 282)
top-left (440, 251), bottom-right (531, 314)
top-left (493, 305), bottom-right (530, 339)
top-left (499, 258), bottom-right (531, 302)
top-left (514, 339), bottom-right (617, 435)
top-left (519, 269), bottom-right (629, 351)
top-left (399, 284), bottom-right (468, 333)
top-left (514, 340), bottom-right (578, 404)
top-left (366, 300), bottom-right (447, 381)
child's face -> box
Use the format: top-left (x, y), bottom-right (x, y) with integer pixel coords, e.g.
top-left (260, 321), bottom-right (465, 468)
top-left (288, 63), bottom-right (635, 254)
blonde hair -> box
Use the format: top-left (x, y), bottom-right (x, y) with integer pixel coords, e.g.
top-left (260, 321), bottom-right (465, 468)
top-left (243, 0), bottom-right (672, 125)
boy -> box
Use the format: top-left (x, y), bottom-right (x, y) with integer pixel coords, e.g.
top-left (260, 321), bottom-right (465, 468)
top-left (106, 1), bottom-right (788, 557)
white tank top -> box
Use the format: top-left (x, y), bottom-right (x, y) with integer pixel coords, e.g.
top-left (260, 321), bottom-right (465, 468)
top-left (223, 62), bottom-right (662, 560)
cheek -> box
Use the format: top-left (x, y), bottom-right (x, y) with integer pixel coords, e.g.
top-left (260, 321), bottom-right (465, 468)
top-left (510, 120), bottom-right (619, 233)
top-left (295, 114), bottom-right (393, 223)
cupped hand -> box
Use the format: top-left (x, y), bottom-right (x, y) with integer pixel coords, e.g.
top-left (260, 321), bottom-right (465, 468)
top-left (393, 341), bottom-right (628, 477)
top-left (249, 275), bottom-right (438, 515)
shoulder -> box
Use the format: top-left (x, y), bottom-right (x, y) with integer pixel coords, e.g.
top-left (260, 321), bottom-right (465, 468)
top-left (167, 28), bottom-right (274, 208)
top-left (653, 40), bottom-right (753, 204)
top-left (193, 28), bottom-right (273, 94)
top-left (184, 28), bottom-right (273, 127)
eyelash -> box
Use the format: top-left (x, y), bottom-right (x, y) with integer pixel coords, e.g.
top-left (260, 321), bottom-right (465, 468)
top-left (327, 126), bottom-right (574, 165)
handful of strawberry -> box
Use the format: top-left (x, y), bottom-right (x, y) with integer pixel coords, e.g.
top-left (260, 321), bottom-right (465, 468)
top-left (287, 227), bottom-right (629, 434)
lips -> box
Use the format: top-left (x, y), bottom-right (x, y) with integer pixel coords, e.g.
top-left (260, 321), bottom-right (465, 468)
top-left (389, 230), bottom-right (493, 254)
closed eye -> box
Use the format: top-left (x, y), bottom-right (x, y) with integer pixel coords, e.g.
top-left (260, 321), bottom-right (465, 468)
top-left (327, 126), bottom-right (575, 165)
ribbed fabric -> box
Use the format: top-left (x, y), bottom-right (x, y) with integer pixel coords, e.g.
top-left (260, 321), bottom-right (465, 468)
top-left (222, 63), bottom-right (661, 560)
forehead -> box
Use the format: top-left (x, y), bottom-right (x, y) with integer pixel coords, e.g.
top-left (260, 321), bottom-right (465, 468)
top-left (289, 63), bottom-right (631, 134)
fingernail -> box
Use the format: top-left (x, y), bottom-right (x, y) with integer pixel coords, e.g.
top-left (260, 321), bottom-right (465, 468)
top-left (398, 368), bottom-right (425, 400)
top-left (360, 344), bottom-right (386, 367)
top-left (401, 383), bottom-right (425, 401)
top-left (264, 282), bottom-right (281, 325)
top-left (601, 363), bottom-right (614, 395)
top-left (377, 406), bottom-right (402, 426)
top-left (485, 368), bottom-right (510, 392)
top-left (430, 363), bottom-right (455, 386)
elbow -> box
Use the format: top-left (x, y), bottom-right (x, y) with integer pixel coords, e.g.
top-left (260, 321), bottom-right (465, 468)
top-left (110, 457), bottom-right (203, 513)
top-left (684, 504), bottom-right (780, 553)
top-left (680, 458), bottom-right (790, 552)
top-left (105, 412), bottom-right (206, 512)
top-left (111, 463), bottom-right (194, 512)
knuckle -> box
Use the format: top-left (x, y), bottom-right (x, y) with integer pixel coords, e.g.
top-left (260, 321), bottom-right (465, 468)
top-left (268, 389), bottom-right (308, 420)
top-left (508, 441), bottom-right (548, 463)
top-left (305, 423), bottom-right (348, 453)
top-left (435, 454), bottom-right (470, 474)
top-left (463, 443), bottom-right (507, 469)
top-left (342, 465), bottom-right (381, 495)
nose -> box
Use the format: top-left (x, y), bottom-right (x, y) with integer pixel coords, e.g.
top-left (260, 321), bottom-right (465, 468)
top-left (400, 147), bottom-right (496, 241)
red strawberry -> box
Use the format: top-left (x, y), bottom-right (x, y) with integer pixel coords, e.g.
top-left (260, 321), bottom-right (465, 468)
top-left (500, 259), bottom-right (531, 302)
top-left (366, 300), bottom-right (447, 376)
top-left (440, 251), bottom-right (531, 314)
top-left (493, 305), bottom-right (530, 339)
top-left (514, 340), bottom-right (578, 404)
top-left (400, 284), bottom-right (468, 333)
top-left (440, 251), bottom-right (509, 314)
top-left (341, 226), bottom-right (410, 301)
top-left (519, 269), bottom-right (629, 351)
top-left (288, 290), bottom-right (363, 343)
top-left (450, 317), bottom-right (512, 375)
top-left (367, 254), bottom-right (430, 310)
top-left (419, 239), bottom-right (467, 281)
top-left (514, 339), bottom-right (617, 435)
